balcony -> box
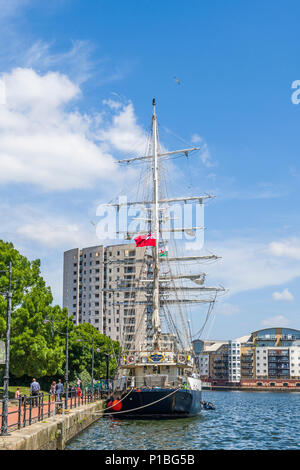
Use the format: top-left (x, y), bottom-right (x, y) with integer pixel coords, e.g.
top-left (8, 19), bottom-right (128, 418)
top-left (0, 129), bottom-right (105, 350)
top-left (268, 360), bottom-right (289, 366)
top-left (269, 351), bottom-right (289, 357)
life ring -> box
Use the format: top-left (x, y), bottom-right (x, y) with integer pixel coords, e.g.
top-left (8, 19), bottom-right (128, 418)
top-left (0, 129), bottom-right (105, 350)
top-left (128, 356), bottom-right (135, 363)
top-left (112, 399), bottom-right (122, 411)
top-left (178, 355), bottom-right (185, 362)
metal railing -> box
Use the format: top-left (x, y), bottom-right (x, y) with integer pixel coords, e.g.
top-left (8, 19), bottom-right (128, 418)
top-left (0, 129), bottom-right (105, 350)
top-left (0, 387), bottom-right (107, 434)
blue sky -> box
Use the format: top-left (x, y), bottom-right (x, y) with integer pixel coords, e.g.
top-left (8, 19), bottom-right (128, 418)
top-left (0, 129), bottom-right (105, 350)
top-left (0, 0), bottom-right (300, 340)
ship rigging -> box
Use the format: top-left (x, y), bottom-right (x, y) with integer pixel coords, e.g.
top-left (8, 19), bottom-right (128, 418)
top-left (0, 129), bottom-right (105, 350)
top-left (103, 99), bottom-right (225, 418)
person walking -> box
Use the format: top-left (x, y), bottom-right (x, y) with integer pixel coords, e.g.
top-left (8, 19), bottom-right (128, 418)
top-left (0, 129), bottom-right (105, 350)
top-left (55, 379), bottom-right (64, 402)
top-left (50, 381), bottom-right (56, 401)
top-left (30, 378), bottom-right (40, 407)
top-left (76, 385), bottom-right (82, 399)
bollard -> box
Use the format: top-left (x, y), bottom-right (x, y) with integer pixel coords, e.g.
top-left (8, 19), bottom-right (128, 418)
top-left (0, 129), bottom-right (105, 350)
top-left (23, 396), bottom-right (27, 427)
top-left (17, 397), bottom-right (22, 430)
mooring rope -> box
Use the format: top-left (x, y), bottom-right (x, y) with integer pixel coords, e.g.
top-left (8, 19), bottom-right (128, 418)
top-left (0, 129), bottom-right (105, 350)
top-left (97, 387), bottom-right (181, 416)
top-left (102, 387), bottom-right (134, 411)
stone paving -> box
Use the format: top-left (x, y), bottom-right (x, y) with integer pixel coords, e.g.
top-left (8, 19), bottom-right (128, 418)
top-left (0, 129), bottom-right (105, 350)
top-left (0, 400), bottom-right (104, 450)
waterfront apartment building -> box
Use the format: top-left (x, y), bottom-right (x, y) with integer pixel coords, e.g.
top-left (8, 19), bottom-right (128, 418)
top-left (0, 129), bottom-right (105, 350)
top-left (228, 339), bottom-right (247, 383)
top-left (63, 243), bottom-right (149, 351)
top-left (255, 345), bottom-right (300, 379)
top-left (193, 328), bottom-right (300, 384)
top-left (242, 328), bottom-right (300, 380)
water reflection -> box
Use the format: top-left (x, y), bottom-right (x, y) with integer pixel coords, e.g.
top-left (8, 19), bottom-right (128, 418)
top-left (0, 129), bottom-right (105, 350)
top-left (66, 391), bottom-right (300, 450)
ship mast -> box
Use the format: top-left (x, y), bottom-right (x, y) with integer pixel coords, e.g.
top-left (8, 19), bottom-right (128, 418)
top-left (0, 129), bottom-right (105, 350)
top-left (152, 98), bottom-right (161, 347)
top-left (108, 99), bottom-right (225, 353)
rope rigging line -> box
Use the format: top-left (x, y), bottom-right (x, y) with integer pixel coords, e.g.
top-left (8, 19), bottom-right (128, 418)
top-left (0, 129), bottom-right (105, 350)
top-left (192, 293), bottom-right (217, 339)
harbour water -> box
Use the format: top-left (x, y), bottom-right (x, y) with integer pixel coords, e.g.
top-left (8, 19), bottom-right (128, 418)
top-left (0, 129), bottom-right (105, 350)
top-left (65, 391), bottom-right (300, 450)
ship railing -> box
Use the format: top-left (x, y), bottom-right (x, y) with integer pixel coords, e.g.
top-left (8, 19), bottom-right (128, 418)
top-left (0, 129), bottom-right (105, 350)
top-left (113, 376), bottom-right (195, 390)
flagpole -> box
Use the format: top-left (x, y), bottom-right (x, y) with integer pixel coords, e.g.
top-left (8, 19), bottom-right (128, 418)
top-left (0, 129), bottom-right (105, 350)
top-left (152, 98), bottom-right (161, 348)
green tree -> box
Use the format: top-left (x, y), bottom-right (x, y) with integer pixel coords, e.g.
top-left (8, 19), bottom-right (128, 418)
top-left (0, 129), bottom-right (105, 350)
top-left (0, 240), bottom-right (66, 377)
top-left (0, 240), bottom-right (121, 381)
top-left (68, 322), bottom-right (121, 380)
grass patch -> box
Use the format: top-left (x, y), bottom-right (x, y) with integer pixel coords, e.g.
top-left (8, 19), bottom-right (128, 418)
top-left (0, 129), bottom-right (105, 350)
top-left (0, 385), bottom-right (50, 400)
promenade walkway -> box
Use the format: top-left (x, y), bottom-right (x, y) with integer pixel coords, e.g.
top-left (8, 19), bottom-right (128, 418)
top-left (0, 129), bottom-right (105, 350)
top-left (1, 390), bottom-right (103, 433)
top-left (6, 400), bottom-right (56, 429)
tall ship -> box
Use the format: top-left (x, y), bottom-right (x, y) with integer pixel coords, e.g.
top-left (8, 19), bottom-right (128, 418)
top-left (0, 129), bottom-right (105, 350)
top-left (104, 99), bottom-right (224, 418)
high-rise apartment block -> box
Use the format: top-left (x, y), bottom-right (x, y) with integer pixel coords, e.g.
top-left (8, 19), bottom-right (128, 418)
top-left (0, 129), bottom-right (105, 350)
top-left (63, 243), bottom-right (149, 351)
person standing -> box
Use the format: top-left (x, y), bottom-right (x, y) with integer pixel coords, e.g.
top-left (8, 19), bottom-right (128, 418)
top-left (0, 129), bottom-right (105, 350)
top-left (15, 387), bottom-right (24, 404)
top-left (50, 381), bottom-right (56, 401)
top-left (55, 379), bottom-right (64, 402)
top-left (30, 378), bottom-right (40, 407)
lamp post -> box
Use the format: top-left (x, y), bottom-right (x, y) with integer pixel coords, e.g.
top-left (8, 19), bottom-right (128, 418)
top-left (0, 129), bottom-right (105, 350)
top-left (43, 310), bottom-right (70, 407)
top-left (65, 316), bottom-right (69, 405)
top-left (104, 353), bottom-right (110, 387)
top-left (0, 262), bottom-right (12, 436)
top-left (91, 337), bottom-right (94, 393)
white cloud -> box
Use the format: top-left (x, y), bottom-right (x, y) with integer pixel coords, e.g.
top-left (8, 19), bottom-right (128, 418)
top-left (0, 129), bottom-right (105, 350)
top-left (0, 68), bottom-right (146, 191)
top-left (272, 288), bottom-right (294, 301)
top-left (192, 137), bottom-right (214, 168)
top-left (261, 315), bottom-right (291, 328)
top-left (23, 40), bottom-right (96, 85)
top-left (0, 202), bottom-right (99, 249)
top-left (269, 238), bottom-right (300, 260)
top-left (99, 100), bottom-right (148, 155)
top-left (17, 222), bottom-right (85, 248)
top-left (4, 67), bottom-right (79, 111)
top-left (102, 98), bottom-right (123, 110)
top-left (187, 237), bottom-right (300, 296)
top-left (191, 133), bottom-right (202, 144)
top-left (214, 302), bottom-right (240, 316)
top-left (0, 79), bottom-right (5, 105)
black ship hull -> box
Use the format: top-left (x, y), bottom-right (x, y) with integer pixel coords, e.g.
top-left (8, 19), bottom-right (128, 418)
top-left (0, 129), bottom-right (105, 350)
top-left (105, 388), bottom-right (202, 419)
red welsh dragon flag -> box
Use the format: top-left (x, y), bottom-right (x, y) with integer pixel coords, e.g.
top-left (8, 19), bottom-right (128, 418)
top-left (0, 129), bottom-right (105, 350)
top-left (134, 233), bottom-right (156, 247)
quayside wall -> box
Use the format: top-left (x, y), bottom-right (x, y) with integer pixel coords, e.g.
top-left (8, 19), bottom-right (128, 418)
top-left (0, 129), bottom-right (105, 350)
top-left (0, 400), bottom-right (104, 450)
